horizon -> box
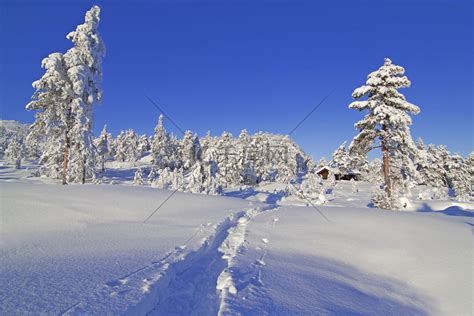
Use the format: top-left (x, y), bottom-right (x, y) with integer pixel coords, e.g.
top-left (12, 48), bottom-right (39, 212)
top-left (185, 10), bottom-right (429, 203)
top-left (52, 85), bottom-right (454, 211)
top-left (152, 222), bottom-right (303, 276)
top-left (1, 0), bottom-right (472, 160)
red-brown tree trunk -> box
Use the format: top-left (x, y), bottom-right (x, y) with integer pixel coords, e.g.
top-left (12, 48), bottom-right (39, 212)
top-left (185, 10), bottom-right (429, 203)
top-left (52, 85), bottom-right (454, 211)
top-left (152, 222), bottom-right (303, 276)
top-left (382, 141), bottom-right (391, 197)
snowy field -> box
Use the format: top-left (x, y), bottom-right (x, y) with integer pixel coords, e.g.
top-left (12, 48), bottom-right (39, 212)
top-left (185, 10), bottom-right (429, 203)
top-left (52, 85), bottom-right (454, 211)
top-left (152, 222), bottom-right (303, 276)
top-left (1, 163), bottom-right (473, 315)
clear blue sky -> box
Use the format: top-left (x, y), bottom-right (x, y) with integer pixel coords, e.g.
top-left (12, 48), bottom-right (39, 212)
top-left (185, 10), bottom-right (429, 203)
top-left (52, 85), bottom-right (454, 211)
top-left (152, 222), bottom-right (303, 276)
top-left (1, 0), bottom-right (472, 160)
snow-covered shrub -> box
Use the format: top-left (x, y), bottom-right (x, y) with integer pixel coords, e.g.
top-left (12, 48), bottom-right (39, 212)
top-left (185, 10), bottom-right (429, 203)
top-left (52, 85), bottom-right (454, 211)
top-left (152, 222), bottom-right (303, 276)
top-left (133, 167), bottom-right (144, 185)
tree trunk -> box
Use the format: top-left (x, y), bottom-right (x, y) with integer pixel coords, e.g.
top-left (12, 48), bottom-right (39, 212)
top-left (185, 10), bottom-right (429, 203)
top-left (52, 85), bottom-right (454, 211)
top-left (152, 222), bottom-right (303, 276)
top-left (82, 156), bottom-right (86, 184)
top-left (62, 131), bottom-right (70, 185)
top-left (382, 141), bottom-right (391, 197)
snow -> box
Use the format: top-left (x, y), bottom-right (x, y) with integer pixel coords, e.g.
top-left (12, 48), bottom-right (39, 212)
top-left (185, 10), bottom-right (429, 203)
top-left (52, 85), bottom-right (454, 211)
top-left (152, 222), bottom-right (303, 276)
top-left (1, 165), bottom-right (472, 315)
top-left (0, 169), bottom-right (254, 315)
top-left (221, 205), bottom-right (472, 315)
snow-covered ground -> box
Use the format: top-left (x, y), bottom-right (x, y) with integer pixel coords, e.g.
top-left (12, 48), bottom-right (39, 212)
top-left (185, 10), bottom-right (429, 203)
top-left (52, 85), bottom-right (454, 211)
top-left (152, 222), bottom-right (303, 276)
top-left (1, 163), bottom-right (473, 315)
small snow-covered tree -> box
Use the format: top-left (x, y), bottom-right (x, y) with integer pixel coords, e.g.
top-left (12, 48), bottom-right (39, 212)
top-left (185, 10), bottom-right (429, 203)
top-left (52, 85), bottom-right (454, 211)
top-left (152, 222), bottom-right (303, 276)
top-left (133, 167), bottom-right (144, 185)
top-left (180, 131), bottom-right (201, 170)
top-left (349, 58), bottom-right (420, 209)
top-left (331, 142), bottom-right (351, 174)
top-left (5, 139), bottom-right (23, 169)
top-left (151, 114), bottom-right (172, 167)
top-left (316, 157), bottom-right (328, 171)
top-left (188, 162), bottom-right (205, 193)
top-left (138, 134), bottom-right (149, 157)
top-left (147, 167), bottom-right (157, 183)
top-left (95, 125), bottom-right (109, 172)
top-left (299, 172), bottom-right (323, 200)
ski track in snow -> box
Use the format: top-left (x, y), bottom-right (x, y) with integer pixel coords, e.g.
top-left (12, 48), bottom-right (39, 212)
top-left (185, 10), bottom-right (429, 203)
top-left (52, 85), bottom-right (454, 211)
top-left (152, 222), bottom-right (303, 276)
top-left (60, 203), bottom-right (279, 315)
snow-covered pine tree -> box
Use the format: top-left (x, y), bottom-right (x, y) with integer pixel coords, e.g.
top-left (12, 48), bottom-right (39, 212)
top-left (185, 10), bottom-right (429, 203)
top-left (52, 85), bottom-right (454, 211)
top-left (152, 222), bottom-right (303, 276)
top-left (216, 131), bottom-right (239, 187)
top-left (138, 134), bottom-right (149, 158)
top-left (348, 58), bottom-right (420, 209)
top-left (24, 127), bottom-right (43, 160)
top-left (96, 125), bottom-right (109, 172)
top-left (147, 167), bottom-right (157, 183)
top-left (445, 154), bottom-right (470, 201)
top-left (63, 5), bottom-right (105, 184)
top-left (133, 167), bottom-right (144, 185)
top-left (4, 139), bottom-right (23, 169)
top-left (466, 152), bottom-right (474, 193)
top-left (124, 129), bottom-right (140, 163)
top-left (151, 114), bottom-right (170, 167)
top-left (26, 53), bottom-right (69, 180)
top-left (26, 6), bottom-right (105, 184)
top-left (316, 157), bottom-right (328, 171)
top-left (236, 129), bottom-right (257, 185)
top-left (114, 131), bottom-right (127, 162)
top-left (188, 162), bottom-right (205, 193)
top-left (249, 132), bottom-right (269, 183)
top-left (299, 172), bottom-right (323, 201)
top-left (180, 131), bottom-right (202, 170)
top-left (331, 142), bottom-right (351, 175)
top-left (418, 144), bottom-right (448, 187)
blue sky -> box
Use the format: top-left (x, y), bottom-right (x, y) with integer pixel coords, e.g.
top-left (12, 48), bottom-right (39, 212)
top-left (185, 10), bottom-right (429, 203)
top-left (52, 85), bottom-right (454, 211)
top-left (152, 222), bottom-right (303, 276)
top-left (1, 0), bottom-right (472, 160)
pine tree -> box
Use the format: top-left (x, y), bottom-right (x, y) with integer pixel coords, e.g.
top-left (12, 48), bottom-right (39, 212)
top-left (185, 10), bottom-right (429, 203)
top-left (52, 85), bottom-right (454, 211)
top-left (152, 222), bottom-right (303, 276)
top-left (96, 125), bottom-right (109, 172)
top-left (147, 167), bottom-right (157, 183)
top-left (188, 162), bottom-right (205, 193)
top-left (216, 131), bottom-right (238, 187)
top-left (349, 58), bottom-right (420, 209)
top-left (114, 131), bottom-right (127, 162)
top-left (133, 167), bottom-right (144, 185)
top-left (180, 131), bottom-right (201, 170)
top-left (445, 154), bottom-right (470, 201)
top-left (63, 5), bottom-right (105, 184)
top-left (331, 142), bottom-right (351, 174)
top-left (26, 6), bottom-right (105, 184)
top-left (237, 129), bottom-right (256, 185)
top-left (151, 114), bottom-right (171, 167)
top-left (26, 53), bottom-right (69, 179)
top-left (138, 134), bottom-right (149, 157)
top-left (5, 139), bottom-right (23, 169)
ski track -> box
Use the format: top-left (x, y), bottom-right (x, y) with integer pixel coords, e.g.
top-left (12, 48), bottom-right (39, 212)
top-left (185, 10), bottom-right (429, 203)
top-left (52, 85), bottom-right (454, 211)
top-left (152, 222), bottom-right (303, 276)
top-left (62, 203), bottom-right (279, 315)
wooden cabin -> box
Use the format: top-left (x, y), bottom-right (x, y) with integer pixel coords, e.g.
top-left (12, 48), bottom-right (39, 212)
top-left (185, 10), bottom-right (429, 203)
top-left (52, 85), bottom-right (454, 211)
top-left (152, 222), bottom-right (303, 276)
top-left (316, 166), bottom-right (360, 181)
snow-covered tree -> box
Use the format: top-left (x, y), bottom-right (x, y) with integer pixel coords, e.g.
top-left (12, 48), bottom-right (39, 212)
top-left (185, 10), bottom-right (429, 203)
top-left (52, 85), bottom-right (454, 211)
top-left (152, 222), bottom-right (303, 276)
top-left (114, 130), bottom-right (140, 163)
top-left (349, 58), bottom-right (420, 209)
top-left (417, 144), bottom-right (448, 187)
top-left (188, 162), bottom-right (205, 193)
top-left (445, 154), bottom-right (470, 201)
top-left (138, 134), bottom-right (149, 158)
top-left (151, 114), bottom-right (172, 167)
top-left (62, 5), bottom-right (105, 184)
top-left (216, 131), bottom-right (239, 187)
top-left (133, 167), bottom-right (144, 185)
top-left (95, 125), bottom-right (109, 172)
top-left (4, 139), bottom-right (23, 169)
top-left (26, 53), bottom-right (69, 180)
top-left (180, 131), bottom-right (201, 170)
top-left (147, 167), bottom-right (157, 183)
top-left (331, 142), bottom-right (351, 174)
top-left (26, 6), bottom-right (105, 184)
top-left (316, 157), bottom-right (328, 171)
